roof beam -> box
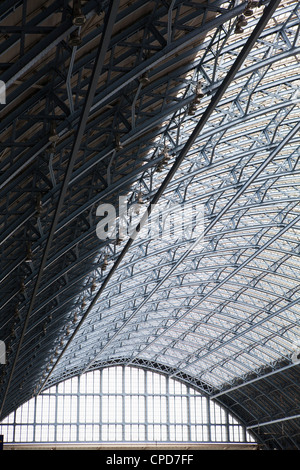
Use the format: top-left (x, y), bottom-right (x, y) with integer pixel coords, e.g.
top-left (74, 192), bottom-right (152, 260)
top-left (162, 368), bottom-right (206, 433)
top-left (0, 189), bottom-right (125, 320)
top-left (212, 363), bottom-right (298, 398)
top-left (36, 0), bottom-right (283, 393)
top-left (247, 412), bottom-right (300, 430)
top-left (82, 19), bottom-right (299, 372)
top-left (0, 0), bottom-right (121, 420)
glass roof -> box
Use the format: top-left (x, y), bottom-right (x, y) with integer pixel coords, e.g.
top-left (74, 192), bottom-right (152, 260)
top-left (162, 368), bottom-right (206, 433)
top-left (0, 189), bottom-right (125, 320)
top-left (0, 1), bottom-right (299, 430)
top-left (43, 0), bottom-right (300, 391)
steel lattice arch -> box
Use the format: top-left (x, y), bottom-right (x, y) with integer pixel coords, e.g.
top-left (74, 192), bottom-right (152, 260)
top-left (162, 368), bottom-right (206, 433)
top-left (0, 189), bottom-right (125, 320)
top-left (0, 0), bottom-right (299, 450)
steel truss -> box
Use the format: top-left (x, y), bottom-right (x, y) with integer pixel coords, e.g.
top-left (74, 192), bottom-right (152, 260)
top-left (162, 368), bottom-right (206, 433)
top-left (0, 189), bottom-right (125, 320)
top-left (0, 0), bottom-right (300, 450)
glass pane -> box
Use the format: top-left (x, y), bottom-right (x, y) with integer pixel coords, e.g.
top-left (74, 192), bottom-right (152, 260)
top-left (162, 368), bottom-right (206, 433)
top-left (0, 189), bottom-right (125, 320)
top-left (0, 366), bottom-right (254, 445)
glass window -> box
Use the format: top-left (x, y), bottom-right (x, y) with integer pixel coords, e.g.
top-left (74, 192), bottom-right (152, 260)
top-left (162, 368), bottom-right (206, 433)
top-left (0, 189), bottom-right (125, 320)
top-left (0, 366), bottom-right (255, 445)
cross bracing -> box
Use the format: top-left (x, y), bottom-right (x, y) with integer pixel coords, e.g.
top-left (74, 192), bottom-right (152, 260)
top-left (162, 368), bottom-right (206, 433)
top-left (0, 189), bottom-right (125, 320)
top-left (0, 0), bottom-right (300, 450)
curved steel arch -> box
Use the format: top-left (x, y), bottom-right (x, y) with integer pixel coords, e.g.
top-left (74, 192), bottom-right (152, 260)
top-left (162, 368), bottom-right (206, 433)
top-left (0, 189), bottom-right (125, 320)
top-left (0, 0), bottom-right (300, 450)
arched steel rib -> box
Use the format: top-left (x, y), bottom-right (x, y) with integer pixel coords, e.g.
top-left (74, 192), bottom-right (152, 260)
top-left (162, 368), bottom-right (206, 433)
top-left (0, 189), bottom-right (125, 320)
top-left (79, 107), bottom-right (300, 375)
top-left (36, 0), bottom-right (283, 394)
top-left (0, 0), bottom-right (121, 419)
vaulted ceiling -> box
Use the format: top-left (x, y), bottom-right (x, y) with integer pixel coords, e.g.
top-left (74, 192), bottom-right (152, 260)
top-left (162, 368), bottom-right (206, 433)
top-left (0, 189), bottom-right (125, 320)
top-left (0, 0), bottom-right (299, 449)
